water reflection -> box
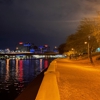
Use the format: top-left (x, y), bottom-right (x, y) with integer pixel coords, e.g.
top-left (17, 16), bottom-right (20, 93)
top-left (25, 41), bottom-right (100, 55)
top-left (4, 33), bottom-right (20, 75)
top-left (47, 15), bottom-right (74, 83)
top-left (40, 59), bottom-right (43, 72)
top-left (5, 59), bottom-right (9, 81)
top-left (18, 60), bottom-right (23, 82)
top-left (44, 59), bottom-right (48, 68)
top-left (0, 58), bottom-right (54, 100)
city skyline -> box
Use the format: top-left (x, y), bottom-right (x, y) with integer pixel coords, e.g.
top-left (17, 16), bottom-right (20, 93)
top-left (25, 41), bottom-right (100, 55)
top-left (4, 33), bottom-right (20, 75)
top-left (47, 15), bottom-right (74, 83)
top-left (0, 0), bottom-right (100, 49)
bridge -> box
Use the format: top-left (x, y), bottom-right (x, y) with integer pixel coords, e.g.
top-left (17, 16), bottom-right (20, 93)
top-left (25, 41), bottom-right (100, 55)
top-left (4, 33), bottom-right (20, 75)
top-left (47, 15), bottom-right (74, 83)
top-left (0, 52), bottom-right (66, 60)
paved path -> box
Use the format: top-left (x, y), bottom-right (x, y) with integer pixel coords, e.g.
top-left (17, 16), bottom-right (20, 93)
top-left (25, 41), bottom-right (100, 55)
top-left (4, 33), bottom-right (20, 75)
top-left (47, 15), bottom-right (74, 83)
top-left (56, 59), bottom-right (100, 100)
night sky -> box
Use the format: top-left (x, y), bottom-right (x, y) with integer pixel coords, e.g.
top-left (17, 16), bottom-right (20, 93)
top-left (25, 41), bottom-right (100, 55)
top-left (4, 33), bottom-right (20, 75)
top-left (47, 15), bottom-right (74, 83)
top-left (0, 0), bottom-right (100, 50)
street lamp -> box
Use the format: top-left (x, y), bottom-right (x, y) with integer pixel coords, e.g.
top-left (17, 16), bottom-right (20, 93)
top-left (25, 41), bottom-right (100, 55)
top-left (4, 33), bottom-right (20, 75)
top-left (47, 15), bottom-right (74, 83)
top-left (84, 36), bottom-right (93, 63)
top-left (84, 36), bottom-right (91, 58)
top-left (84, 41), bottom-right (89, 58)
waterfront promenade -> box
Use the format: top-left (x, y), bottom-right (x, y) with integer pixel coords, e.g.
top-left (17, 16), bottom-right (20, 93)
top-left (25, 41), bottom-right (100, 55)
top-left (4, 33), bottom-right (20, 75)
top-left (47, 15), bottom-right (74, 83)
top-left (16, 57), bottom-right (100, 100)
top-left (56, 58), bottom-right (100, 100)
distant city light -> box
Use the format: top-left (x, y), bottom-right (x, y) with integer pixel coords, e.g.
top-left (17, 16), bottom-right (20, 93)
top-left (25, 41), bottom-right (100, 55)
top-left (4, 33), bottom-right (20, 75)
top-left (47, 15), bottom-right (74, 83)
top-left (55, 46), bottom-right (57, 48)
top-left (19, 42), bottom-right (23, 44)
top-left (24, 43), bottom-right (31, 46)
top-left (16, 47), bottom-right (18, 49)
top-left (44, 45), bottom-right (48, 47)
top-left (39, 46), bottom-right (43, 48)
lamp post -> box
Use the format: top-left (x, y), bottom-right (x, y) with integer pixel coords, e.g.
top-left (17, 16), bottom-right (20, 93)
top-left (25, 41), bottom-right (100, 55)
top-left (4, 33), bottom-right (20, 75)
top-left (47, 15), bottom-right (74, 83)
top-left (84, 36), bottom-right (93, 63)
top-left (84, 41), bottom-right (89, 58)
top-left (88, 36), bottom-right (91, 59)
top-left (88, 42), bottom-right (90, 58)
top-left (84, 36), bottom-right (90, 58)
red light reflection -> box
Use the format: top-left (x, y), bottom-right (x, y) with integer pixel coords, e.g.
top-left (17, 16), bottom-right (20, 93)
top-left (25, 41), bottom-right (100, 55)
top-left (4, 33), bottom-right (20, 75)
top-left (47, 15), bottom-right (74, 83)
top-left (44, 59), bottom-right (48, 68)
top-left (18, 60), bottom-right (23, 82)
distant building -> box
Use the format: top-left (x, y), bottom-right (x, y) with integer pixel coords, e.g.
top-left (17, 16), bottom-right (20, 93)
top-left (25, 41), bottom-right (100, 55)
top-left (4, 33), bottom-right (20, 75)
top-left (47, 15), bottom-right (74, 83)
top-left (16, 42), bottom-right (28, 52)
top-left (5, 48), bottom-right (10, 53)
top-left (38, 45), bottom-right (50, 53)
top-left (53, 46), bottom-right (58, 53)
top-left (15, 42), bottom-right (50, 53)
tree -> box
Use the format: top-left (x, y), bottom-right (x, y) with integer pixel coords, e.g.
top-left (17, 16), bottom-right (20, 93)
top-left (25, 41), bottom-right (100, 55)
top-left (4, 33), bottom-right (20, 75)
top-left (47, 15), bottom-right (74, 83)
top-left (65, 18), bottom-right (98, 63)
top-left (77, 18), bottom-right (98, 52)
top-left (58, 43), bottom-right (68, 54)
top-left (65, 33), bottom-right (89, 53)
top-left (91, 12), bottom-right (100, 45)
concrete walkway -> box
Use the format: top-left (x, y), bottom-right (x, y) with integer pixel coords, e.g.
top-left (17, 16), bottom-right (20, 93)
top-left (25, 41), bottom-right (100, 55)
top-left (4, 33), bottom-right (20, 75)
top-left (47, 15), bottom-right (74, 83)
top-left (56, 58), bottom-right (100, 100)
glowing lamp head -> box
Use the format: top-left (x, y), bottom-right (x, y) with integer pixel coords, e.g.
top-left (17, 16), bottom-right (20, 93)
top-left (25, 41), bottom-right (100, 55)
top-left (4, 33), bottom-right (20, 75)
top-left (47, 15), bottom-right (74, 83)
top-left (84, 42), bottom-right (87, 44)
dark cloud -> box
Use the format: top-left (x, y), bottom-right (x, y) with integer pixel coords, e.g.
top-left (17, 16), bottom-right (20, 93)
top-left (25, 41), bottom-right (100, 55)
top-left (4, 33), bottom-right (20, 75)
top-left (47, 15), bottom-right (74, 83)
top-left (0, 0), bottom-right (13, 4)
top-left (0, 0), bottom-right (100, 49)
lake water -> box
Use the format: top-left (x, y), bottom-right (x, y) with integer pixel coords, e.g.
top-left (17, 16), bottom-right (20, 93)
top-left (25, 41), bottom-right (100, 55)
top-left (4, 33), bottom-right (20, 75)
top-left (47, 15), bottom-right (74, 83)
top-left (0, 58), bottom-right (54, 100)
